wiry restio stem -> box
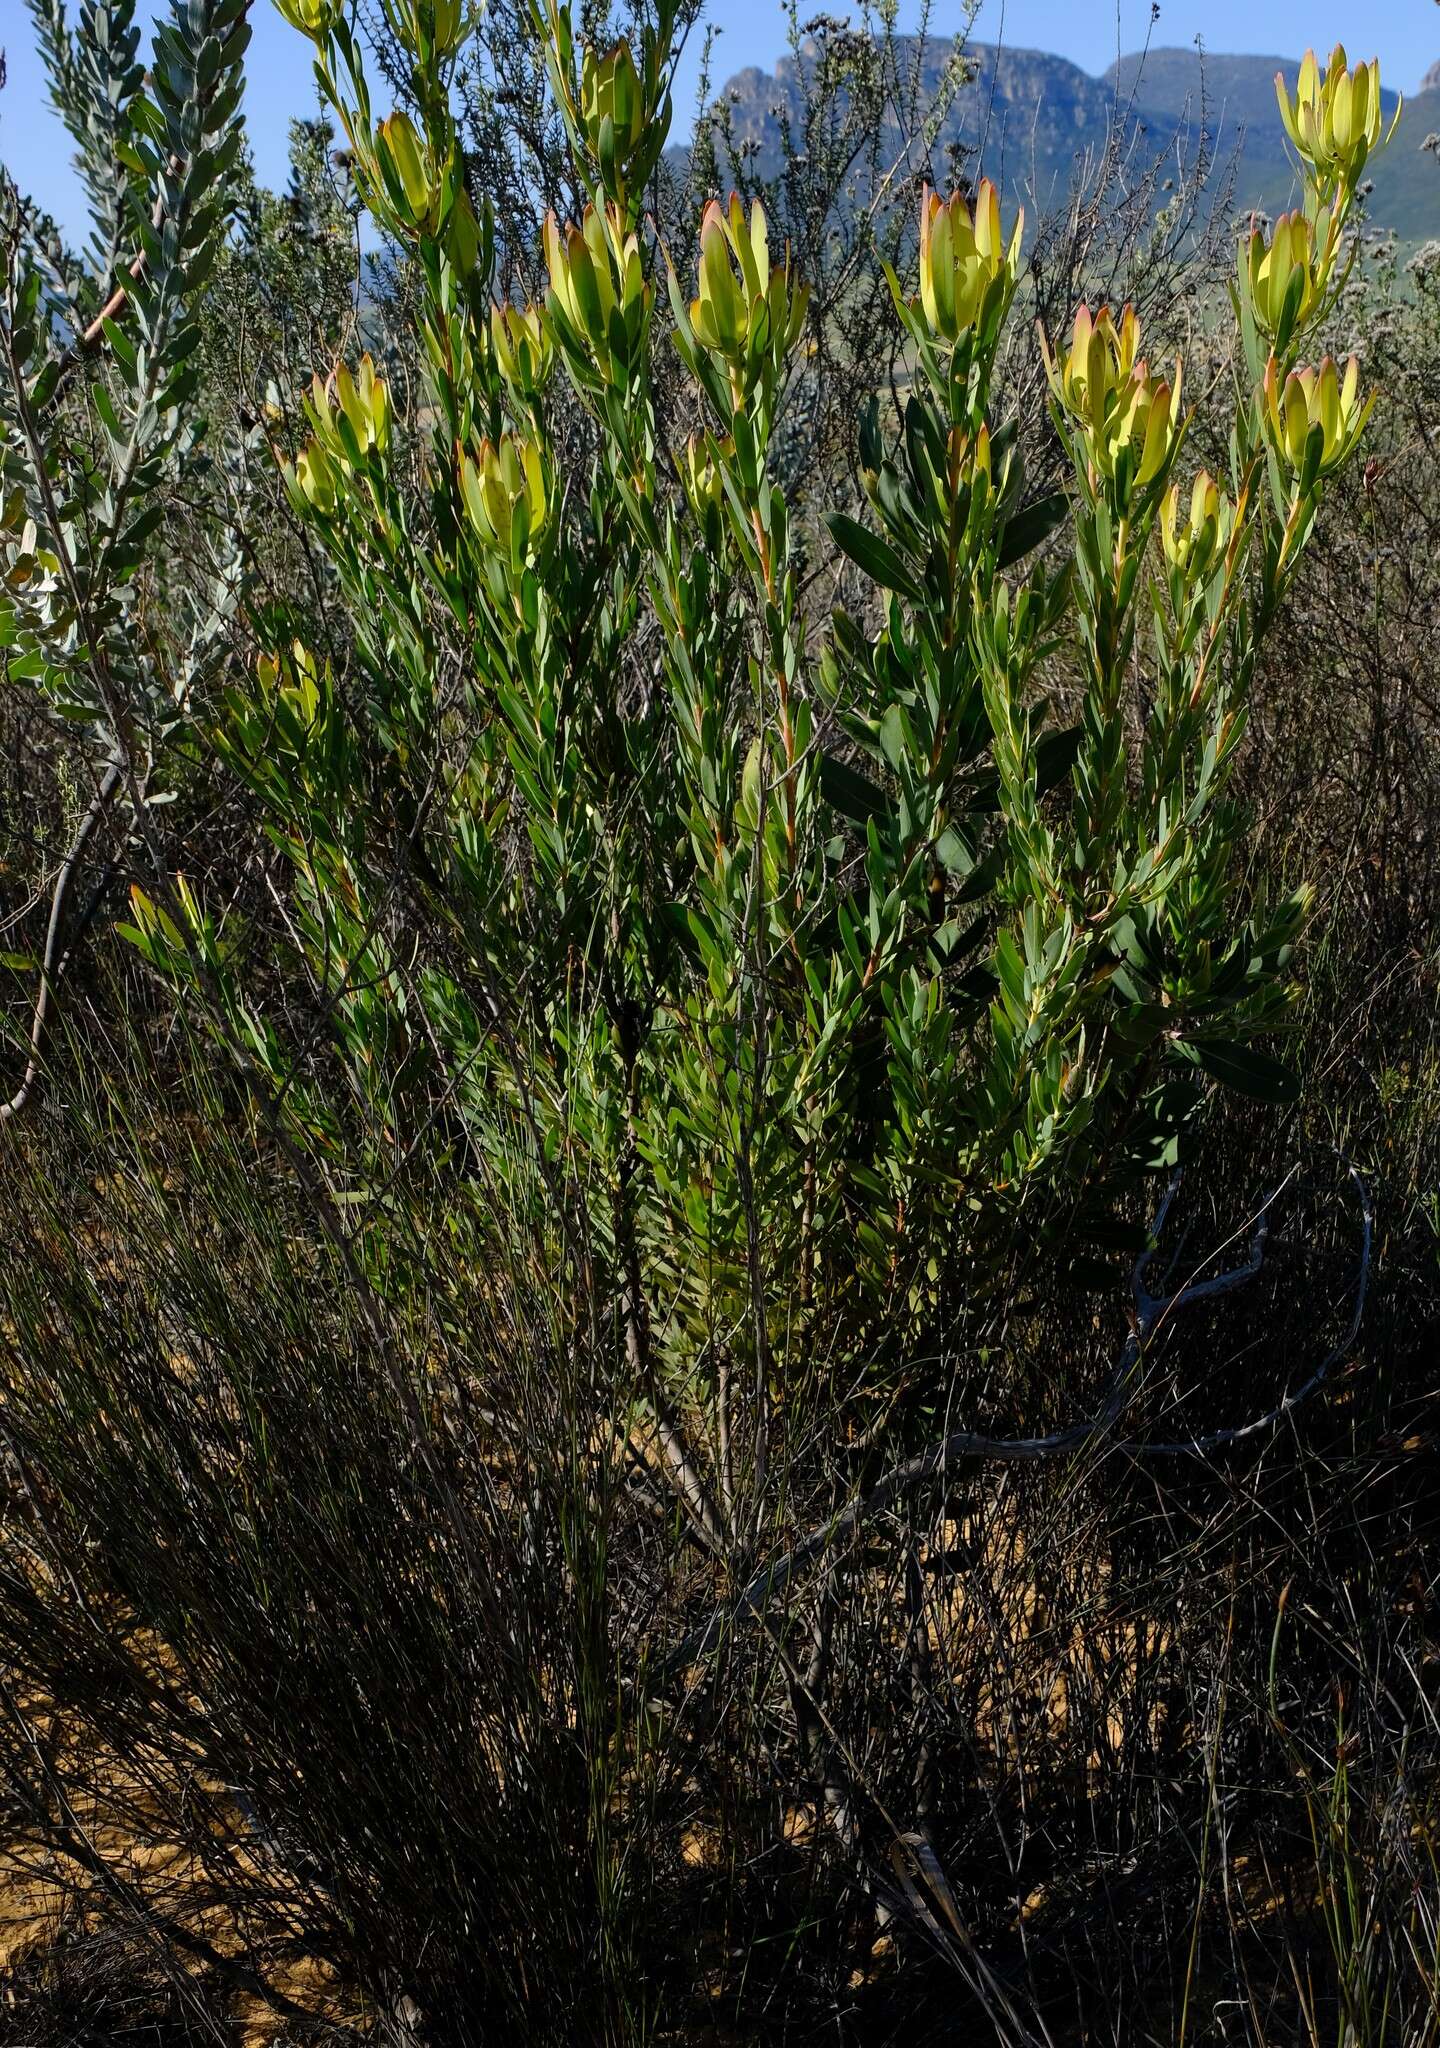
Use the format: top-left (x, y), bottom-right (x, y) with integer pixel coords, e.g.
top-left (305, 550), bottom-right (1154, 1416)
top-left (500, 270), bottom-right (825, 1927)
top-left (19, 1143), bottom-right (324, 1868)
top-left (1, 761), bottom-right (122, 1124)
top-left (662, 1159), bottom-right (1372, 1676)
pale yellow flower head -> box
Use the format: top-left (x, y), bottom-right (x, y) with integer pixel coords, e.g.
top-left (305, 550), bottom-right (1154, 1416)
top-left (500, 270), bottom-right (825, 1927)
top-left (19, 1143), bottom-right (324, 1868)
top-left (272, 0), bottom-right (337, 41)
top-left (580, 39), bottom-right (648, 164)
top-left (1262, 353), bottom-right (1375, 480)
top-left (914, 180), bottom-right (1022, 344)
top-left (306, 354), bottom-right (391, 465)
top-left (1275, 46), bottom-right (1399, 195)
top-left (1045, 304), bottom-right (1183, 490)
top-left (257, 641), bottom-right (324, 736)
top-left (1243, 209), bottom-right (1329, 342)
top-left (460, 433), bottom-right (551, 569)
top-left (375, 112), bottom-right (443, 234)
top-left (1160, 469), bottom-right (1232, 580)
top-left (383, 0), bottom-right (466, 59)
top-left (294, 440), bottom-right (338, 516)
top-left (544, 205), bottom-right (645, 380)
top-left (687, 195), bottom-right (808, 369)
top-left (491, 304), bottom-right (554, 403)
top-left (678, 435), bottom-right (726, 522)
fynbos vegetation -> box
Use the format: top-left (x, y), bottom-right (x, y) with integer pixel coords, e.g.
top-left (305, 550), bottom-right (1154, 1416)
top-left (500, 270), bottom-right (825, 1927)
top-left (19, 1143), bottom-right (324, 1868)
top-left (0, 2), bottom-right (1435, 2041)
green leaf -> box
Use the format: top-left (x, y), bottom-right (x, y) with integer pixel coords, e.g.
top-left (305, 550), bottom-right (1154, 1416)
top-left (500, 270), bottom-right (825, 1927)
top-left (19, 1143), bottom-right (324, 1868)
top-left (878, 701), bottom-right (911, 772)
top-left (996, 490), bottom-right (1069, 571)
top-left (1121, 1076), bottom-right (1204, 1171)
top-left (1035, 722), bottom-right (1083, 795)
top-left (119, 503), bottom-right (166, 552)
top-left (658, 900), bottom-right (700, 960)
top-left (935, 824), bottom-right (977, 877)
top-left (993, 928), bottom-right (1027, 1011)
top-left (819, 748), bottom-right (892, 825)
top-left (1179, 1038), bottom-right (1301, 1104)
top-left (953, 843), bottom-right (1005, 905)
top-left (30, 359), bottom-right (61, 410)
top-left (826, 513), bottom-right (924, 602)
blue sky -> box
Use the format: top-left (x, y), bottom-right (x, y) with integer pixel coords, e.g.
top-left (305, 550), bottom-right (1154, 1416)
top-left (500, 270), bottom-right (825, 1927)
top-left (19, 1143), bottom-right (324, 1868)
top-left (2, 0), bottom-right (1432, 239)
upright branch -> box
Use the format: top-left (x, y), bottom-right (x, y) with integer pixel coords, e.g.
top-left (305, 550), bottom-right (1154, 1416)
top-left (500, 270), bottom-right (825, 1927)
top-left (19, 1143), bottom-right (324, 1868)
top-left (29, 16), bottom-right (1397, 1589)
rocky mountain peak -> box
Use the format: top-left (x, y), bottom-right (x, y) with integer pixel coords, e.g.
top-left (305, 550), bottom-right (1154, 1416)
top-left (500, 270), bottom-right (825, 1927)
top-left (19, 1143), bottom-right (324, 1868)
top-left (698, 39), bottom-right (1429, 242)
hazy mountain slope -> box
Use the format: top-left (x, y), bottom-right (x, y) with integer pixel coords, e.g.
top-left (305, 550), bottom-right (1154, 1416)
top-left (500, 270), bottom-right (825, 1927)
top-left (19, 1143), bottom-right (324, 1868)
top-left (1107, 47), bottom-right (1302, 132)
top-left (701, 38), bottom-right (1438, 242)
top-left (1106, 44), bottom-right (1438, 239)
top-left (706, 39), bottom-right (1123, 219)
top-left (1105, 46), bottom-right (1304, 214)
top-left (1364, 87), bottom-right (1440, 243)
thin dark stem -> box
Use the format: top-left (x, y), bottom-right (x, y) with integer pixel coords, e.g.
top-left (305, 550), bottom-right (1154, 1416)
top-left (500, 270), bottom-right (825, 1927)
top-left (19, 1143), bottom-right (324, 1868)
top-left (1, 759), bottom-right (122, 1123)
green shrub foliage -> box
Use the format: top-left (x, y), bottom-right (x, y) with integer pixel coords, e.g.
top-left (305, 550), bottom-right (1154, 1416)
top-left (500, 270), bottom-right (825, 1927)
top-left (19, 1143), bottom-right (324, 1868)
top-left (0, 15), bottom-right (1429, 2041)
top-left (3, 8), bottom-right (1394, 1425)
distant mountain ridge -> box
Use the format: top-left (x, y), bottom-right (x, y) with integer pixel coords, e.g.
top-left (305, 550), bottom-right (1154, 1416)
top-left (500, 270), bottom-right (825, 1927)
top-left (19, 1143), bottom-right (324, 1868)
top-left (701, 39), bottom-right (1438, 243)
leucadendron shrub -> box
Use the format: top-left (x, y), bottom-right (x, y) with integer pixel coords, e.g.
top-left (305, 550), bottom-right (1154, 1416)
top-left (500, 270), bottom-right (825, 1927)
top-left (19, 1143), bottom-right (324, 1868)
top-left (119, 18), bottom-right (1393, 1470)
